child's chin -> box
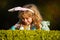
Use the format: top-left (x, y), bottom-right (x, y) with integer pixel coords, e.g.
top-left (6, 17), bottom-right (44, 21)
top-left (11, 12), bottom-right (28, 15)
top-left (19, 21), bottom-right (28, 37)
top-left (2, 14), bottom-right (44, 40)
top-left (23, 23), bottom-right (29, 25)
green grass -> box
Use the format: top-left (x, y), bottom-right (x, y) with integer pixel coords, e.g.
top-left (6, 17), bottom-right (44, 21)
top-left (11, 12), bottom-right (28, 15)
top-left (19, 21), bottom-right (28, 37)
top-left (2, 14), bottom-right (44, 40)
top-left (0, 30), bottom-right (60, 40)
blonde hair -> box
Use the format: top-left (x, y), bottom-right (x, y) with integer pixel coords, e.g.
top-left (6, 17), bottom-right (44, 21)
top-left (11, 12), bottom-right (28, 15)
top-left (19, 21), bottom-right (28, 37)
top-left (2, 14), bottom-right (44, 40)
top-left (18, 4), bottom-right (43, 29)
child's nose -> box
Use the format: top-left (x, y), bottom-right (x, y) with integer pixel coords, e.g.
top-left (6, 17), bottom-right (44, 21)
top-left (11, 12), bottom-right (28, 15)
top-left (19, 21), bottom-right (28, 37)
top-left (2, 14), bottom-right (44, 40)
top-left (24, 19), bottom-right (27, 22)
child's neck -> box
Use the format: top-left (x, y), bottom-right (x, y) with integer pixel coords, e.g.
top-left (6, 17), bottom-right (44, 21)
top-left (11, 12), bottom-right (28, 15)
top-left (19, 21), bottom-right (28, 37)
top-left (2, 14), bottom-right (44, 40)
top-left (22, 24), bottom-right (30, 29)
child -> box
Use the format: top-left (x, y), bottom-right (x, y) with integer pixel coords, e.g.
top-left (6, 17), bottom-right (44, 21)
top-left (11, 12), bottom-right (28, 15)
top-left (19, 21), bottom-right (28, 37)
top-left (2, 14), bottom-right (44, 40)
top-left (8, 4), bottom-right (50, 30)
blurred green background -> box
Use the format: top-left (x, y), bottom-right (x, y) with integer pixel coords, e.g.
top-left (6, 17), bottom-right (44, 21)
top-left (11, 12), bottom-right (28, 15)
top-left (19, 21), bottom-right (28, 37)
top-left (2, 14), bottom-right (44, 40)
top-left (0, 0), bottom-right (60, 30)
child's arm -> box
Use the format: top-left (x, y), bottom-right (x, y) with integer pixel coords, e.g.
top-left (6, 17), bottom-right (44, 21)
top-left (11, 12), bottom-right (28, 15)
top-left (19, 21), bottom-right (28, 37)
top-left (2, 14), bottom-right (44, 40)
top-left (11, 25), bottom-right (16, 30)
top-left (10, 24), bottom-right (20, 30)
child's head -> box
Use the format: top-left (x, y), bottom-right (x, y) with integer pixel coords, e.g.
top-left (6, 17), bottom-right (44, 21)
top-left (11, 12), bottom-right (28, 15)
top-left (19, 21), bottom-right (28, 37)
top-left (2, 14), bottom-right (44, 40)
top-left (18, 11), bottom-right (33, 25)
top-left (18, 4), bottom-right (43, 29)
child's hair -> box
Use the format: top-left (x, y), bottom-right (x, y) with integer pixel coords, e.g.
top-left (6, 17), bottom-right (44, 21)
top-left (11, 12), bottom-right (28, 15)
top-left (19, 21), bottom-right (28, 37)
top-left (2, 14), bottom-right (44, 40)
top-left (18, 4), bottom-right (43, 29)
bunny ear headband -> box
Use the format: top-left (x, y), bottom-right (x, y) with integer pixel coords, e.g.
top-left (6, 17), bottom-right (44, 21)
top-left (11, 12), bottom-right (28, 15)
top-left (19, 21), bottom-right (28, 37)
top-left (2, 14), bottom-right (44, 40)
top-left (8, 7), bottom-right (34, 13)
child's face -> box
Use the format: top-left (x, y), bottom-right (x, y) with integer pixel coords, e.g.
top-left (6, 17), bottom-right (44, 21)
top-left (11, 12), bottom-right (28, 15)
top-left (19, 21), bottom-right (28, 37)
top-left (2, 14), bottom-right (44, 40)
top-left (22, 17), bottom-right (32, 25)
top-left (20, 11), bottom-right (33, 25)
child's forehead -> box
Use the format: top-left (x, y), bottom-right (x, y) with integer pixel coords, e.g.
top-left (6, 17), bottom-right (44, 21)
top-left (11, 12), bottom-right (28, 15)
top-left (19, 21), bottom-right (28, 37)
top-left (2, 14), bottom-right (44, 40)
top-left (22, 11), bottom-right (33, 16)
top-left (20, 11), bottom-right (33, 18)
top-left (22, 15), bottom-right (31, 18)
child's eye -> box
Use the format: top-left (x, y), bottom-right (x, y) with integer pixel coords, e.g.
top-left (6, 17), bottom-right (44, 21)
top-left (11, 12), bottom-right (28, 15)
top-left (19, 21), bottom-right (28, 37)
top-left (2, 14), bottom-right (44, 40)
top-left (22, 18), bottom-right (24, 19)
top-left (26, 17), bottom-right (28, 19)
top-left (26, 10), bottom-right (29, 12)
